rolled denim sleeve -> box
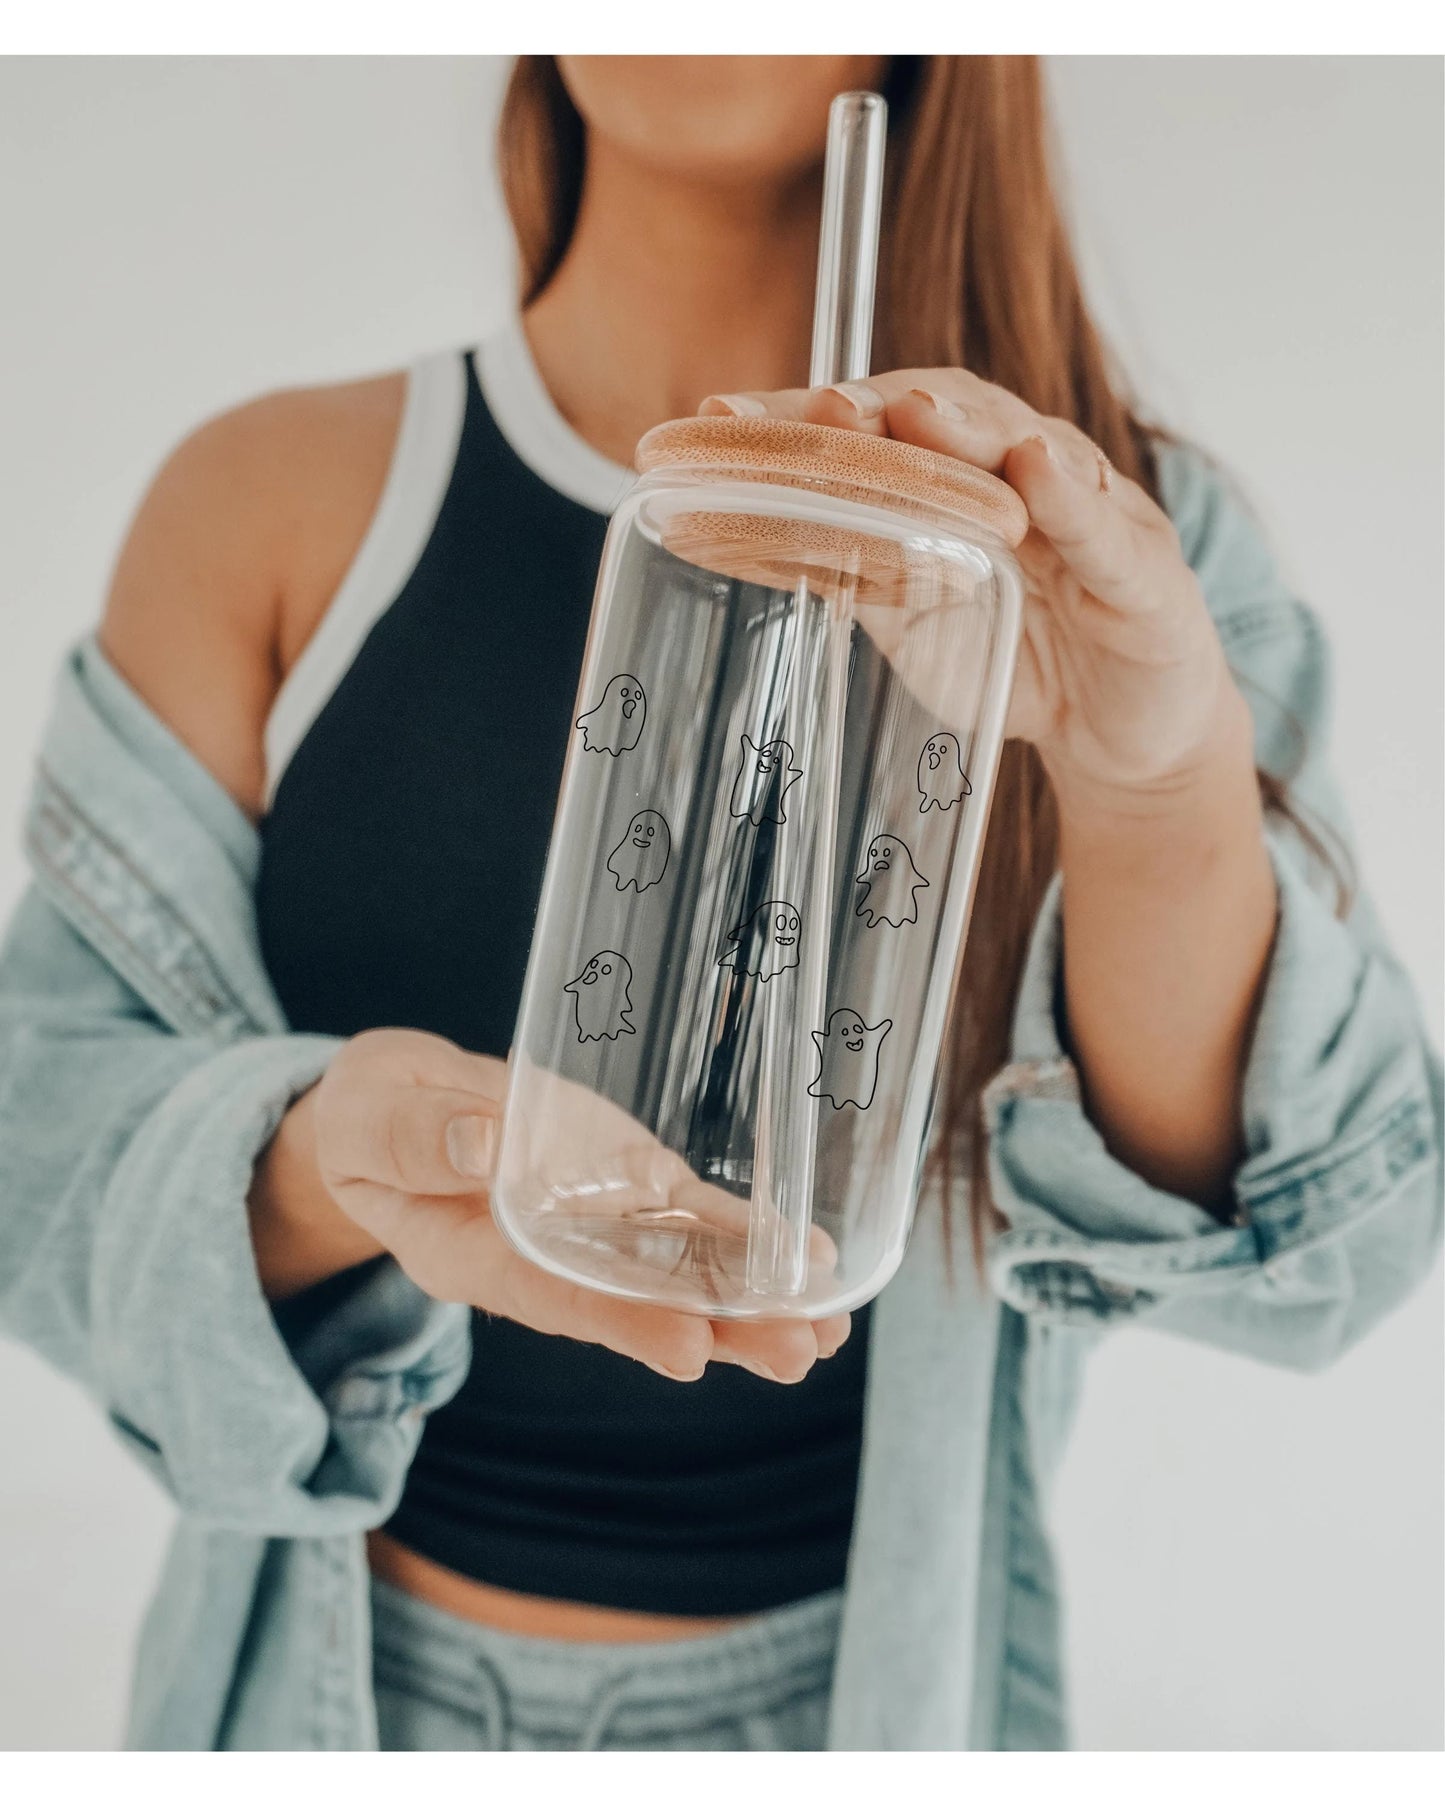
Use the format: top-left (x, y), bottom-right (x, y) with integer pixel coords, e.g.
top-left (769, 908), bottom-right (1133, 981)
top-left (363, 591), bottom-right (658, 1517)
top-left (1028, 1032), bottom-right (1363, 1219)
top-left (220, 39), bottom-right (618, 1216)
top-left (984, 448), bottom-right (1442, 1368)
top-left (0, 885), bottom-right (471, 1533)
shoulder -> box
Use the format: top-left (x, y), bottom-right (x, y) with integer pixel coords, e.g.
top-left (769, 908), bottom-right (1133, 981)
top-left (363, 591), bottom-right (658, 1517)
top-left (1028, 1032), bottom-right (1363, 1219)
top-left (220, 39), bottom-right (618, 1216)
top-left (106, 369), bottom-right (410, 658)
top-left (100, 368), bottom-right (410, 817)
top-left (1153, 436), bottom-right (1331, 783)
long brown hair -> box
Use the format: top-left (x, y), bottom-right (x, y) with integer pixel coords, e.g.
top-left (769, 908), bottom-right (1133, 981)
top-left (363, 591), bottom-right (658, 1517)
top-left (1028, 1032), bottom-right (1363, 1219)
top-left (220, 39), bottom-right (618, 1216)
top-left (498, 55), bottom-right (1343, 1272)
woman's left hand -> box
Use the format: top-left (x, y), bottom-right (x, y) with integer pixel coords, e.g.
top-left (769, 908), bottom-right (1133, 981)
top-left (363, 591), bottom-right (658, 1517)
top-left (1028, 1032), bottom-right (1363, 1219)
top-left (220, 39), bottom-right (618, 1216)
top-left (699, 370), bottom-right (1250, 819)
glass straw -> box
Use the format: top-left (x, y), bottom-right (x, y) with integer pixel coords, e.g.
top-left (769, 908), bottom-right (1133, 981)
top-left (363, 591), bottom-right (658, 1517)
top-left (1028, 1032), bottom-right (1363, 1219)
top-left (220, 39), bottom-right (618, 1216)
top-left (746, 92), bottom-right (887, 1298)
top-left (809, 92), bottom-right (888, 392)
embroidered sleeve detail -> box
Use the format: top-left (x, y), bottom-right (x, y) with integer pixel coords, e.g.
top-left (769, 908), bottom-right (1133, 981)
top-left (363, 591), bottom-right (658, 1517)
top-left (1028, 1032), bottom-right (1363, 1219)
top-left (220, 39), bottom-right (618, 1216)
top-left (983, 1059), bottom-right (1080, 1111)
top-left (26, 764), bottom-right (253, 1039)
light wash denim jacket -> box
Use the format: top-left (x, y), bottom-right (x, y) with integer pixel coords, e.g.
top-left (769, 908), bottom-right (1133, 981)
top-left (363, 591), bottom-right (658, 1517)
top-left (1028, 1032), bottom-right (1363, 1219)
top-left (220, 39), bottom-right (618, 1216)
top-left (1, 444), bottom-right (1439, 1750)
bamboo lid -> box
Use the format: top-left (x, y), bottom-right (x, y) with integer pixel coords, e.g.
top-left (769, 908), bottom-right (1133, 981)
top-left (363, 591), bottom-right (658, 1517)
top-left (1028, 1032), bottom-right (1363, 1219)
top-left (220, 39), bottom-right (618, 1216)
top-left (637, 416), bottom-right (1028, 545)
top-left (633, 415), bottom-right (1028, 604)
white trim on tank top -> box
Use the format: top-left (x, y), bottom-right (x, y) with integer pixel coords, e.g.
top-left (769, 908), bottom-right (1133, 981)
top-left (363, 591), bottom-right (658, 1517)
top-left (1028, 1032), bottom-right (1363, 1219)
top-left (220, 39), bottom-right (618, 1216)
top-left (261, 320), bottom-right (636, 806)
top-left (262, 348), bottom-right (467, 805)
top-left (472, 316), bottom-right (635, 516)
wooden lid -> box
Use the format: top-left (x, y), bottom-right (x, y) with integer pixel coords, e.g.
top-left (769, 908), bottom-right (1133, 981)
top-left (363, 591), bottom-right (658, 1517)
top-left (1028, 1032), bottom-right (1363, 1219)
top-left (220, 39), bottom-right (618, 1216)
top-left (635, 415), bottom-right (1029, 549)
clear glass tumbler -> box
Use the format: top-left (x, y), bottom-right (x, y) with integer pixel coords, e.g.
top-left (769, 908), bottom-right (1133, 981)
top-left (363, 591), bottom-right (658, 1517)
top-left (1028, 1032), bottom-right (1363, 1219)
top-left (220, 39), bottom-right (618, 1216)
top-left (492, 416), bottom-right (1027, 1318)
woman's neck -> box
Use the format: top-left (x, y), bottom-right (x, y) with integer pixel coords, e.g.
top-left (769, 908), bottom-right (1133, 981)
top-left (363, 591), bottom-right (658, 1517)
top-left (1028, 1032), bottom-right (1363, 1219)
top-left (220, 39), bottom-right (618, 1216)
top-left (523, 137), bottom-right (821, 468)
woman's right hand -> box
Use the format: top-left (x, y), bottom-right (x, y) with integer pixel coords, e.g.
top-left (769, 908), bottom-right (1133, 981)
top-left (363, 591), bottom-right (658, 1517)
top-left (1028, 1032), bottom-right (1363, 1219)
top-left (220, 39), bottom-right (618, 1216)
top-left (250, 1028), bottom-right (850, 1383)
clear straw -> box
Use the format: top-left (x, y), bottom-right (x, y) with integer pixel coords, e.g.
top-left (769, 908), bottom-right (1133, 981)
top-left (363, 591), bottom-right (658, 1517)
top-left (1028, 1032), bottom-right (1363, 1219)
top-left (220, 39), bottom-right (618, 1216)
top-left (745, 92), bottom-right (887, 1299)
top-left (810, 92), bottom-right (888, 390)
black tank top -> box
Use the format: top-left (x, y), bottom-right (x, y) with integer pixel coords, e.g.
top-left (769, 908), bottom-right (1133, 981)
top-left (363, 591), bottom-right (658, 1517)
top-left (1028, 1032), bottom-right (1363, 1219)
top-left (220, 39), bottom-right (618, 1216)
top-left (255, 340), bottom-right (869, 1616)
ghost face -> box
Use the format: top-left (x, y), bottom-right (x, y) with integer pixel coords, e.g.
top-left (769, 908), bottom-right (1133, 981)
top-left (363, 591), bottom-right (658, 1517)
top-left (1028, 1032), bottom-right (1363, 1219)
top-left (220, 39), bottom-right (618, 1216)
top-left (576, 674), bottom-right (646, 755)
top-left (564, 949), bottom-right (637, 1042)
top-left (606, 809), bottom-right (671, 893)
top-left (809, 1009), bottom-right (892, 1111)
top-left (855, 834), bottom-right (929, 929)
top-left (917, 733), bottom-right (971, 814)
top-left (718, 899), bottom-right (802, 982)
top-left (728, 733), bottom-right (804, 827)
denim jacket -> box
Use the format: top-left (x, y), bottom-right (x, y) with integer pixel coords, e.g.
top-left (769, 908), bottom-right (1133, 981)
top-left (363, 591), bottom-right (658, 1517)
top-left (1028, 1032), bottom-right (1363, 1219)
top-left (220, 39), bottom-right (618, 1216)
top-left (0, 442), bottom-right (1439, 1750)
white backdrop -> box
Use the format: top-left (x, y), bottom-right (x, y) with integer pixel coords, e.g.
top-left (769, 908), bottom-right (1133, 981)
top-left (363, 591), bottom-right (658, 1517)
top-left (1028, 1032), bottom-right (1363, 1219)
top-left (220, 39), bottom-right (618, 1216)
top-left (0, 56), bottom-right (1439, 1751)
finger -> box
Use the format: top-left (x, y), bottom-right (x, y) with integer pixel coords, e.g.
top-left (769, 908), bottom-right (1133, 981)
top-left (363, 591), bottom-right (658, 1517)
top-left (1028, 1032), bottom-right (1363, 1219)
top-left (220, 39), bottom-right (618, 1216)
top-left (884, 384), bottom-right (1104, 488)
top-left (322, 1078), bottom-right (504, 1196)
top-left (349, 1182), bottom-right (850, 1385)
top-left (813, 1312), bottom-right (852, 1359)
top-left (777, 368), bottom-right (1145, 522)
top-left (697, 387), bottom-right (815, 422)
top-left (481, 1213), bottom-right (836, 1381)
top-left (797, 369), bottom-right (1009, 441)
top-left (338, 1185), bottom-right (719, 1381)
top-left (488, 1243), bottom-right (717, 1380)
top-left (709, 1315), bottom-right (823, 1383)
top-left (820, 366), bottom-right (1003, 418)
top-left (800, 366), bottom-right (1043, 469)
top-left (333, 1182), bottom-right (493, 1290)
top-left (799, 380), bottom-right (890, 435)
top-left (883, 385), bottom-right (1168, 537)
top-left (1003, 435), bottom-right (1158, 610)
top-left (711, 1310), bottom-right (852, 1380)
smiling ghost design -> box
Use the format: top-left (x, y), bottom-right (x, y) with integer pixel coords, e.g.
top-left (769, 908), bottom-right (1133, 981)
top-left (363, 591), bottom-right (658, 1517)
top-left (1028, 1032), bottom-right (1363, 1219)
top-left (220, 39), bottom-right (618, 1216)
top-left (728, 734), bottom-right (804, 827)
top-left (917, 732), bottom-right (971, 813)
top-left (606, 809), bottom-right (671, 893)
top-left (717, 899), bottom-right (802, 983)
top-left (808, 1009), bottom-right (892, 1111)
top-left (576, 674), bottom-right (646, 754)
top-left (564, 950), bottom-right (637, 1042)
top-left (855, 834), bottom-right (929, 929)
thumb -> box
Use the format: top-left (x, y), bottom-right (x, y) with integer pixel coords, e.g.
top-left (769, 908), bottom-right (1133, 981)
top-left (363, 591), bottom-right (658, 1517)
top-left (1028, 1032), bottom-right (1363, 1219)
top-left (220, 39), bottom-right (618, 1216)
top-left (323, 1081), bottom-right (503, 1196)
top-left (317, 1031), bottom-right (507, 1195)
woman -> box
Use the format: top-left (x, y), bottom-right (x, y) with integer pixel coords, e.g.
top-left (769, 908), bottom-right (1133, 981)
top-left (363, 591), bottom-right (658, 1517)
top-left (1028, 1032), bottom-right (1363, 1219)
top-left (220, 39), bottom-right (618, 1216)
top-left (0, 55), bottom-right (1437, 1751)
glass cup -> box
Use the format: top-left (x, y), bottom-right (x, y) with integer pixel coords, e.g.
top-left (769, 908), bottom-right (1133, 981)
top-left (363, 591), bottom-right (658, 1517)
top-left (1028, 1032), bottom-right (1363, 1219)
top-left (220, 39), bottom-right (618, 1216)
top-left (492, 416), bottom-right (1027, 1318)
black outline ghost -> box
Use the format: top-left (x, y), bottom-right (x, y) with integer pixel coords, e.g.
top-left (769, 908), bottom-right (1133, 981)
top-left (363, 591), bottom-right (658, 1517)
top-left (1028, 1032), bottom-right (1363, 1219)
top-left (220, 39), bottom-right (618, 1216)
top-left (717, 899), bottom-right (802, 983)
top-left (575, 674), bottom-right (646, 754)
top-left (564, 950), bottom-right (637, 1043)
top-left (917, 732), bottom-right (972, 814)
top-left (728, 734), bottom-right (804, 827)
top-left (808, 1009), bottom-right (892, 1111)
top-left (855, 835), bottom-right (929, 929)
top-left (606, 809), bottom-right (671, 893)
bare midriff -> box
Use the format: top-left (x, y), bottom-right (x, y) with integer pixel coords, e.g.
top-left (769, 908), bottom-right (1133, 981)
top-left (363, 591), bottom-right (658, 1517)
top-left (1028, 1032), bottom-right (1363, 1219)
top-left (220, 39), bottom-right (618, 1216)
top-left (366, 1530), bottom-right (750, 1643)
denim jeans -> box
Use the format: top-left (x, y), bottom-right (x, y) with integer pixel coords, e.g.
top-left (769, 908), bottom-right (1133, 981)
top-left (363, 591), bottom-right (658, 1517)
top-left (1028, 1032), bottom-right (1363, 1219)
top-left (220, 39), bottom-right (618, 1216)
top-left (369, 1577), bottom-right (841, 1751)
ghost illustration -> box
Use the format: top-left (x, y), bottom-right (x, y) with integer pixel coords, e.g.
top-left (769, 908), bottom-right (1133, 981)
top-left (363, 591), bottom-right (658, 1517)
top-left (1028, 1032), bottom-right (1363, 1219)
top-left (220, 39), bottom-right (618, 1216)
top-left (728, 734), bottom-right (804, 827)
top-left (606, 809), bottom-right (671, 893)
top-left (576, 674), bottom-right (646, 755)
top-left (564, 950), bottom-right (637, 1043)
top-left (855, 835), bottom-right (929, 929)
top-left (917, 733), bottom-right (972, 813)
top-left (808, 1009), bottom-right (892, 1111)
top-left (717, 899), bottom-right (802, 983)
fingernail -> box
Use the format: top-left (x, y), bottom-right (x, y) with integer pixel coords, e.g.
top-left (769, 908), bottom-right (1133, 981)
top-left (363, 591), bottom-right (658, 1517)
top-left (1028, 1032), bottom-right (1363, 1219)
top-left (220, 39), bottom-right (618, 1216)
top-left (1021, 432), bottom-right (1060, 465)
top-left (824, 381), bottom-right (885, 418)
top-left (908, 386), bottom-right (966, 422)
top-left (646, 1359), bottom-right (706, 1382)
top-left (736, 1357), bottom-right (782, 1381)
top-left (445, 1113), bottom-right (495, 1178)
top-left (700, 393), bottom-right (766, 417)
